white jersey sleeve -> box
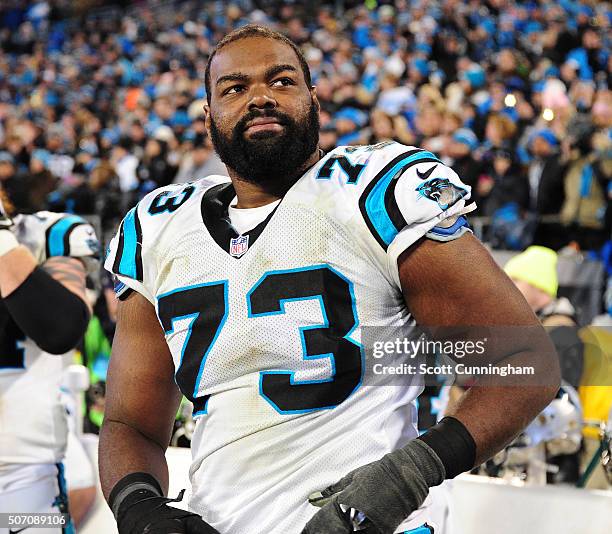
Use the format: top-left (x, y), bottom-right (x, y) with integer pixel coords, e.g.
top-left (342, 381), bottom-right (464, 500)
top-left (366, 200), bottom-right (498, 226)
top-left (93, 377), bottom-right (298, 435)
top-left (104, 200), bottom-right (151, 302)
top-left (14, 211), bottom-right (100, 272)
top-left (353, 143), bottom-right (476, 287)
top-left (104, 180), bottom-right (221, 303)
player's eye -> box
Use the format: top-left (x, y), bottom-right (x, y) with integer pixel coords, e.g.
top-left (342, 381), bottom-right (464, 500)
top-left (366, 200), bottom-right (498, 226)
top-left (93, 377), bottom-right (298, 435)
top-left (224, 85), bottom-right (245, 95)
top-left (271, 77), bottom-right (295, 87)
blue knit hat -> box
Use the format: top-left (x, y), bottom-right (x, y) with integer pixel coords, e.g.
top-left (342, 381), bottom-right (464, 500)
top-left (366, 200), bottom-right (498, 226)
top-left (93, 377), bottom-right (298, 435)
top-left (411, 58), bottom-right (430, 77)
top-left (452, 128), bottom-right (479, 151)
top-left (335, 107), bottom-right (368, 128)
top-left (460, 66), bottom-right (486, 89)
top-left (530, 128), bottom-right (559, 147)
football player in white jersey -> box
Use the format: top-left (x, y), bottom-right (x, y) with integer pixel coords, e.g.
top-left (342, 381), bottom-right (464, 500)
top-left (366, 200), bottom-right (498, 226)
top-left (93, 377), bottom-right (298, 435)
top-left (100, 25), bottom-right (560, 534)
top-left (0, 187), bottom-right (98, 533)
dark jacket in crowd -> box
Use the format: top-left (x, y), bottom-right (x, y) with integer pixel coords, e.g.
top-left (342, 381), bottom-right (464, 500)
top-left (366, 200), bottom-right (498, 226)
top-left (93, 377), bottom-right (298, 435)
top-left (451, 154), bottom-right (483, 212)
top-left (483, 169), bottom-right (530, 216)
top-left (533, 155), bottom-right (567, 215)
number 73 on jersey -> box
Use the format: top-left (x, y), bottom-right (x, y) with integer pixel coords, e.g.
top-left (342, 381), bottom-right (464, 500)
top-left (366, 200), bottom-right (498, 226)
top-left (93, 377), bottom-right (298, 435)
top-left (156, 265), bottom-right (364, 416)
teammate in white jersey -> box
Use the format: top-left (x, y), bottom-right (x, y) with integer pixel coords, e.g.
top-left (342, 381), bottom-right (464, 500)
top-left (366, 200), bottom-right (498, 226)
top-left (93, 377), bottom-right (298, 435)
top-left (100, 25), bottom-right (560, 534)
top-left (0, 187), bottom-right (98, 534)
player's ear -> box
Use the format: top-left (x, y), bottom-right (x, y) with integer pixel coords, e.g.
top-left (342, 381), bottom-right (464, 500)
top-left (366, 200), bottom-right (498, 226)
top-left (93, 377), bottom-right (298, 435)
top-left (310, 86), bottom-right (321, 113)
top-left (203, 103), bottom-right (212, 136)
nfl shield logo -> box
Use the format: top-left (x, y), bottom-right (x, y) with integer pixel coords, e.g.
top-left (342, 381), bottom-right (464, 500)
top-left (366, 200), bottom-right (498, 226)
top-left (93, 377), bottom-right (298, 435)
top-left (230, 235), bottom-right (249, 257)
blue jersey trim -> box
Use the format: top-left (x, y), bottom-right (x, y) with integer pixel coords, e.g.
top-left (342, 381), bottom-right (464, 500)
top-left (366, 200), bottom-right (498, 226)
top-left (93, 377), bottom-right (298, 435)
top-left (47, 215), bottom-right (85, 257)
top-left (402, 526), bottom-right (434, 534)
top-left (118, 207), bottom-right (137, 278)
top-left (116, 207), bottom-right (143, 281)
top-left (114, 280), bottom-right (127, 293)
top-left (364, 151), bottom-right (441, 246)
top-left (428, 215), bottom-right (469, 236)
top-left (54, 462), bottom-right (75, 534)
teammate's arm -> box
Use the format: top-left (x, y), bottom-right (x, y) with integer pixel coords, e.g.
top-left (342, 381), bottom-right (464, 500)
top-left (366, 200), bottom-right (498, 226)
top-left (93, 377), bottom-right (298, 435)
top-left (0, 208), bottom-right (90, 354)
top-left (99, 291), bottom-right (219, 534)
top-left (42, 256), bottom-right (91, 311)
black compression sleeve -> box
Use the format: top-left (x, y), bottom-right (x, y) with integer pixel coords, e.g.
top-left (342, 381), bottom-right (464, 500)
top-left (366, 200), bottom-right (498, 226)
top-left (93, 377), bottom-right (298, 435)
top-left (417, 416), bottom-right (476, 479)
top-left (4, 267), bottom-right (90, 354)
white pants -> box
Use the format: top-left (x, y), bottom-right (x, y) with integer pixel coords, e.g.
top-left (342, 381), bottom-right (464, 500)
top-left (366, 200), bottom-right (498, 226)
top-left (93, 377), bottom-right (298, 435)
top-left (63, 430), bottom-right (94, 492)
top-left (0, 463), bottom-right (73, 534)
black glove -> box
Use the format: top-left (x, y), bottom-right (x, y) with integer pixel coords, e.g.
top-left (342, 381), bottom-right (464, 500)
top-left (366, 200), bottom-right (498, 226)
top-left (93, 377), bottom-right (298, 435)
top-left (302, 439), bottom-right (445, 534)
top-left (111, 473), bottom-right (220, 534)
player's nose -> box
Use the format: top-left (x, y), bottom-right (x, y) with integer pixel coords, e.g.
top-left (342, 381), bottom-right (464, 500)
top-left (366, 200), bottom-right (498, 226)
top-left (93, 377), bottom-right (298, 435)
top-left (247, 85), bottom-right (277, 111)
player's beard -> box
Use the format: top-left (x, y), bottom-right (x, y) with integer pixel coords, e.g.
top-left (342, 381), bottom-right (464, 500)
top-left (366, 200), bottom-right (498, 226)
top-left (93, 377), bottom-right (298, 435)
top-left (209, 99), bottom-right (320, 196)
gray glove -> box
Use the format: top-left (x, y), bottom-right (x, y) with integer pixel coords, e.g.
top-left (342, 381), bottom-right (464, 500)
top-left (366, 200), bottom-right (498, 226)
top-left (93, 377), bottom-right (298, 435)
top-left (302, 440), bottom-right (445, 534)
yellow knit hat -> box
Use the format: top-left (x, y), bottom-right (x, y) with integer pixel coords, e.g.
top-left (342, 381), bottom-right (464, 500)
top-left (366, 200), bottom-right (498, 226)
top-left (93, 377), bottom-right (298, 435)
top-left (504, 246), bottom-right (559, 297)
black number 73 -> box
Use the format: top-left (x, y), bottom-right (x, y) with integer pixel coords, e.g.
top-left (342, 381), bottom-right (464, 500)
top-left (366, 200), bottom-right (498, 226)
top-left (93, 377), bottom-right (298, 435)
top-left (156, 265), bottom-right (363, 416)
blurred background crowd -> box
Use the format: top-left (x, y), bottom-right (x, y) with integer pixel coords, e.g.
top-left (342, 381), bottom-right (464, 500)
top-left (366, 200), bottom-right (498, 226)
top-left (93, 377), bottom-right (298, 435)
top-left (0, 0), bottom-right (610, 249)
top-left (0, 0), bottom-right (611, 441)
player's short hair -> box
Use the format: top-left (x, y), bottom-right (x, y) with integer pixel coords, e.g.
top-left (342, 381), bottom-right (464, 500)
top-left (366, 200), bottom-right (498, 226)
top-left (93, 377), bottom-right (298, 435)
top-left (204, 25), bottom-right (312, 103)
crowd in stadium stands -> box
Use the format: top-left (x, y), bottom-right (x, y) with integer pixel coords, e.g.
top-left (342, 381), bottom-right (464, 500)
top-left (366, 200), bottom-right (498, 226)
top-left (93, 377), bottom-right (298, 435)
top-left (0, 0), bottom-right (610, 253)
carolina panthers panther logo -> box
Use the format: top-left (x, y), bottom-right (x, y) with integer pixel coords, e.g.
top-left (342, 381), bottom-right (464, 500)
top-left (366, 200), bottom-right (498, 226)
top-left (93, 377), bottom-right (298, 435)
top-left (416, 177), bottom-right (467, 210)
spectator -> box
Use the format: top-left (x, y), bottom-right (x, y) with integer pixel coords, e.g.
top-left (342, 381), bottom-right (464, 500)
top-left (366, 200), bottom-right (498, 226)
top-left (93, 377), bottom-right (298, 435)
top-left (414, 105), bottom-right (444, 149)
top-left (89, 160), bottom-right (123, 234)
top-left (63, 163), bottom-right (96, 215)
top-left (4, 134), bottom-right (29, 170)
top-left (524, 128), bottom-right (568, 249)
top-left (17, 150), bottom-right (58, 213)
top-left (0, 151), bottom-right (15, 186)
top-left (137, 137), bottom-right (177, 189)
top-left (561, 119), bottom-right (611, 251)
top-left (504, 246), bottom-right (583, 386)
top-left (505, 245), bottom-right (585, 484)
top-left (173, 134), bottom-right (226, 184)
top-left (446, 128), bottom-right (482, 207)
top-left (480, 147), bottom-right (529, 217)
top-left (480, 113), bottom-right (518, 159)
top-left (367, 109), bottom-right (412, 146)
top-left (111, 137), bottom-right (139, 195)
top-left (319, 123), bottom-right (338, 153)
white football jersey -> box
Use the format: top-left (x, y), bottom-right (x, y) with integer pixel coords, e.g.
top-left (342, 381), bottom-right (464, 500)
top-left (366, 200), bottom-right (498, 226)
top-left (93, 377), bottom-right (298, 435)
top-left (0, 212), bottom-right (99, 471)
top-left (105, 142), bottom-right (474, 533)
